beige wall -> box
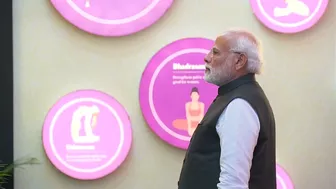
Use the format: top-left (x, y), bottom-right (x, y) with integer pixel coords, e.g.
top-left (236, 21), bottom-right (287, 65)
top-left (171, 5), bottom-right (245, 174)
top-left (13, 0), bottom-right (336, 189)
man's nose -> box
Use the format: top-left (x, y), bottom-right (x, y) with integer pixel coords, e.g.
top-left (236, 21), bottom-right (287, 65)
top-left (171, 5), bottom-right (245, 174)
top-left (204, 54), bottom-right (211, 63)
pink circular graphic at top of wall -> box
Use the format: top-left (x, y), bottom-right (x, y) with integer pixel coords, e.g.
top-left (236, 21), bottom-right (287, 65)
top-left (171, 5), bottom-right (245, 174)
top-left (50, 0), bottom-right (173, 36)
top-left (42, 90), bottom-right (132, 180)
top-left (276, 164), bottom-right (294, 189)
top-left (249, 0), bottom-right (329, 33)
top-left (139, 38), bottom-right (217, 149)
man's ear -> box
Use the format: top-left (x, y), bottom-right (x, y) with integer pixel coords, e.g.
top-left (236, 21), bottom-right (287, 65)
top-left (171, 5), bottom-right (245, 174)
top-left (235, 54), bottom-right (248, 70)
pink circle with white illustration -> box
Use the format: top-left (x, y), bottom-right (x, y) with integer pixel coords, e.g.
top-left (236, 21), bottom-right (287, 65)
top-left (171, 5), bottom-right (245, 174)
top-left (50, 0), bottom-right (174, 36)
top-left (42, 90), bottom-right (132, 180)
top-left (250, 0), bottom-right (329, 33)
top-left (139, 38), bottom-right (217, 150)
top-left (276, 164), bottom-right (294, 189)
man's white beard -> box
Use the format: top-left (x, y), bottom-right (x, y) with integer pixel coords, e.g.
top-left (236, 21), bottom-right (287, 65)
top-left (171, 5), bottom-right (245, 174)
top-left (204, 64), bottom-right (234, 86)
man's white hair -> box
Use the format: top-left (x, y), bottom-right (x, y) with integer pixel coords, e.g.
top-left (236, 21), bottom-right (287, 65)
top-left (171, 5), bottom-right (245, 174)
top-left (224, 30), bottom-right (263, 74)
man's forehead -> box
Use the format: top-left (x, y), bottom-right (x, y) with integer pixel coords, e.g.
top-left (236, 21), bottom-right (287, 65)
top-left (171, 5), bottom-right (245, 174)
top-left (214, 36), bottom-right (230, 50)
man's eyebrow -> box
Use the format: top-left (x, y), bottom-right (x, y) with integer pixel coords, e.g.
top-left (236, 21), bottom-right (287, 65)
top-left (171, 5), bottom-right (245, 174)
top-left (212, 47), bottom-right (220, 51)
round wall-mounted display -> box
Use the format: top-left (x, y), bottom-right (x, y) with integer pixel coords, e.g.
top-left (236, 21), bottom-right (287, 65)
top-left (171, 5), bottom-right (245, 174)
top-left (139, 37), bottom-right (217, 150)
top-left (50, 0), bottom-right (174, 36)
top-left (249, 0), bottom-right (329, 33)
top-left (277, 164), bottom-right (294, 189)
top-left (43, 90), bottom-right (132, 180)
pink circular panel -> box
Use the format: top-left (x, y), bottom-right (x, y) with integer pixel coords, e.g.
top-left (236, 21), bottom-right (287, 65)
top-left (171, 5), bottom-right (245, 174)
top-left (43, 90), bottom-right (132, 180)
top-left (249, 0), bottom-right (329, 33)
top-left (50, 0), bottom-right (174, 36)
top-left (277, 164), bottom-right (295, 189)
top-left (139, 38), bottom-right (217, 149)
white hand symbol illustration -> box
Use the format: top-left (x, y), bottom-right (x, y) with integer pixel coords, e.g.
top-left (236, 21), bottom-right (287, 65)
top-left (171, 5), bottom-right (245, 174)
top-left (273, 0), bottom-right (310, 17)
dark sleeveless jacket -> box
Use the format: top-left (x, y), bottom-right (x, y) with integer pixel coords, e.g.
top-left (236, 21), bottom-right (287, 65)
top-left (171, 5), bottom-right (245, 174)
top-left (178, 73), bottom-right (276, 189)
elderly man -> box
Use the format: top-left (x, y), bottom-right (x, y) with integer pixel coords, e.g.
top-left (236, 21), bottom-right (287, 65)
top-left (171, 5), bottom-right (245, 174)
top-left (177, 30), bottom-right (276, 189)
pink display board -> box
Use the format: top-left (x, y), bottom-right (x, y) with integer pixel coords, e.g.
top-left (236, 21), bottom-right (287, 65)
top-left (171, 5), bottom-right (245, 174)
top-left (43, 90), bottom-right (132, 180)
top-left (139, 38), bottom-right (217, 149)
top-left (50, 0), bottom-right (174, 36)
top-left (249, 0), bottom-right (329, 33)
top-left (277, 164), bottom-right (295, 189)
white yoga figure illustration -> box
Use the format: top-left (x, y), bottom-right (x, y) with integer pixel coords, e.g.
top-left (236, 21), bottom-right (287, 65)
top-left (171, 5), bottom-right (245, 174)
top-left (85, 0), bottom-right (90, 7)
top-left (70, 105), bottom-right (100, 144)
top-left (273, 0), bottom-right (310, 17)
